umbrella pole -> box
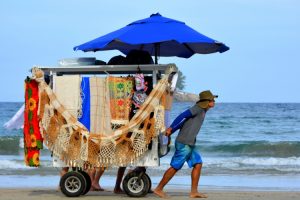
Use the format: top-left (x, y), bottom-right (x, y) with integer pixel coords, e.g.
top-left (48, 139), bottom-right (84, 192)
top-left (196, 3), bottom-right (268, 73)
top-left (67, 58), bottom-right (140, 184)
top-left (154, 43), bottom-right (159, 64)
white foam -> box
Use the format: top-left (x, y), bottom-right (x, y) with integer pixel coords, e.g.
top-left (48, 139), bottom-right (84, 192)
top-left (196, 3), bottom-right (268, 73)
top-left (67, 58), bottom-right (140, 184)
top-left (204, 157), bottom-right (300, 172)
top-left (0, 160), bottom-right (30, 170)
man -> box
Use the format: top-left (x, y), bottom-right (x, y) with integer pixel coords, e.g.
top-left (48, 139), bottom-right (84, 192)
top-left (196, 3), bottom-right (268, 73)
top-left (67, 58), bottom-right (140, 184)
top-left (154, 90), bottom-right (217, 198)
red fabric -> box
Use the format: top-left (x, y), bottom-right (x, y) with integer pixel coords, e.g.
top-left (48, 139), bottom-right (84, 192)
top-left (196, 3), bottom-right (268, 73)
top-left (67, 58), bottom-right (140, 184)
top-left (24, 148), bottom-right (40, 167)
top-left (23, 79), bottom-right (43, 167)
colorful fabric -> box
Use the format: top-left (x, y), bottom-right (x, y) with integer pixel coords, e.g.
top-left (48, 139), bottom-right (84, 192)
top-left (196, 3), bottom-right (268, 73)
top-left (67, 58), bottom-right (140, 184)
top-left (32, 66), bottom-right (173, 168)
top-left (89, 77), bottom-right (112, 135)
top-left (132, 90), bottom-right (148, 108)
top-left (78, 77), bottom-right (90, 131)
top-left (24, 148), bottom-right (40, 167)
top-left (24, 79), bottom-right (43, 167)
top-left (53, 75), bottom-right (81, 118)
top-left (135, 73), bottom-right (145, 91)
top-left (108, 76), bottom-right (134, 125)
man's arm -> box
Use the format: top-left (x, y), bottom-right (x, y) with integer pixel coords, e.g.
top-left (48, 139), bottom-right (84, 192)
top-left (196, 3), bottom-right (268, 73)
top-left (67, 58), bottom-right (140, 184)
top-left (165, 109), bottom-right (192, 136)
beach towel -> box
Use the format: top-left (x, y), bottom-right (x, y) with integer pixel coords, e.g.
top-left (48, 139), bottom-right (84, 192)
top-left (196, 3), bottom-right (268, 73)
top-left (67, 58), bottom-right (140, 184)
top-left (78, 77), bottom-right (90, 131)
top-left (108, 76), bottom-right (134, 125)
top-left (89, 77), bottom-right (112, 135)
top-left (53, 75), bottom-right (81, 118)
top-left (32, 66), bottom-right (174, 168)
top-left (24, 78), bottom-right (43, 167)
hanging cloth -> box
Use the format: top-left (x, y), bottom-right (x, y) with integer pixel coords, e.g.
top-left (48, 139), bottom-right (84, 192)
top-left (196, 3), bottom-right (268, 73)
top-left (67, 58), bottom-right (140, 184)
top-left (24, 79), bottom-right (43, 167)
top-left (78, 77), bottom-right (91, 131)
top-left (89, 77), bottom-right (112, 135)
top-left (53, 75), bottom-right (81, 118)
top-left (108, 76), bottom-right (134, 125)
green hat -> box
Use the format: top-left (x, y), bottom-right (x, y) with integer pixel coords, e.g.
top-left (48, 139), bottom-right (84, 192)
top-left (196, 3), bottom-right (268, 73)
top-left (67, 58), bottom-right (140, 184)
top-left (197, 90), bottom-right (218, 109)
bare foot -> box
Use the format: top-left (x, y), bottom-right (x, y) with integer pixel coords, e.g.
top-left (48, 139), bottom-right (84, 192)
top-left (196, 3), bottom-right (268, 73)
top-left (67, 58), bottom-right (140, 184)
top-left (91, 184), bottom-right (105, 191)
top-left (190, 192), bottom-right (208, 198)
top-left (114, 188), bottom-right (125, 194)
top-left (153, 188), bottom-right (169, 198)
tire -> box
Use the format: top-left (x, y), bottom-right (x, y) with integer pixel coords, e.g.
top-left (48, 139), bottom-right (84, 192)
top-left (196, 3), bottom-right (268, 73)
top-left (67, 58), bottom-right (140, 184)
top-left (78, 170), bottom-right (91, 195)
top-left (144, 173), bottom-right (152, 193)
top-left (122, 171), bottom-right (150, 197)
top-left (60, 171), bottom-right (86, 197)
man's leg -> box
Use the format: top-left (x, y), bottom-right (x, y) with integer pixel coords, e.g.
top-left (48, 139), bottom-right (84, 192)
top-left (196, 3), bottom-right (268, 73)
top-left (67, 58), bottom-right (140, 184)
top-left (60, 167), bottom-right (69, 177)
top-left (91, 168), bottom-right (105, 191)
top-left (153, 167), bottom-right (178, 198)
top-left (114, 167), bottom-right (126, 194)
top-left (190, 164), bottom-right (207, 198)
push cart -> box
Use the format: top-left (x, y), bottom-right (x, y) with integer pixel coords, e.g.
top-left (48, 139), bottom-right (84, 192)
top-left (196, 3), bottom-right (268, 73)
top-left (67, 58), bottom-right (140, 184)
top-left (32, 61), bottom-right (178, 197)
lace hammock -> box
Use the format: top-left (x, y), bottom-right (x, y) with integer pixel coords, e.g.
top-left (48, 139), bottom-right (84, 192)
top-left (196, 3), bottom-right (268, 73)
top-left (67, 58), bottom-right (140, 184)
top-left (31, 67), bottom-right (170, 168)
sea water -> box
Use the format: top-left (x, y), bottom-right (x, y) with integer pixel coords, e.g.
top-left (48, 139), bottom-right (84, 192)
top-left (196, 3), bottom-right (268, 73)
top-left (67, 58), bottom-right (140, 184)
top-left (0, 102), bottom-right (299, 190)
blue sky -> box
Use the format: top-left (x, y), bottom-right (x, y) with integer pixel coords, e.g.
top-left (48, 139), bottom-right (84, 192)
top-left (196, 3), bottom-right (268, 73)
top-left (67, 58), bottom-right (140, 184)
top-left (0, 0), bottom-right (299, 102)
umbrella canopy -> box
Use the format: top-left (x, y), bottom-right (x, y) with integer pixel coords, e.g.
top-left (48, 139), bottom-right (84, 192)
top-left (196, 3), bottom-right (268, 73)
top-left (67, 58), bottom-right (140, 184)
top-left (74, 13), bottom-right (229, 63)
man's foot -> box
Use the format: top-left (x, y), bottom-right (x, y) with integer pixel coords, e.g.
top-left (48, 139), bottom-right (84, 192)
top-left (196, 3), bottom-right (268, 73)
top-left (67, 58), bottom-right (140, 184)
top-left (90, 184), bottom-right (105, 191)
top-left (113, 188), bottom-right (125, 194)
top-left (190, 192), bottom-right (208, 198)
top-left (153, 188), bottom-right (169, 198)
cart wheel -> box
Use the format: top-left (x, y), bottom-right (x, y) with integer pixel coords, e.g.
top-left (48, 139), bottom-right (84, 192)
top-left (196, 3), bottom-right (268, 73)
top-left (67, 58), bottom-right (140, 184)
top-left (78, 170), bottom-right (91, 195)
top-left (60, 171), bottom-right (86, 197)
top-left (144, 173), bottom-right (152, 193)
top-left (122, 171), bottom-right (150, 197)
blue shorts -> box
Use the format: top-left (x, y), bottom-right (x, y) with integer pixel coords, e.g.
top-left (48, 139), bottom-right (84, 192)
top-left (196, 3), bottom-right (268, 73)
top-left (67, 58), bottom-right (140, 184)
top-left (170, 141), bottom-right (202, 170)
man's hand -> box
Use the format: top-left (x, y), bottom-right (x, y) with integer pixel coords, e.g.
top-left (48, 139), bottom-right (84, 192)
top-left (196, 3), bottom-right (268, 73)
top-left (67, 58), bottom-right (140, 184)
top-left (165, 127), bottom-right (172, 137)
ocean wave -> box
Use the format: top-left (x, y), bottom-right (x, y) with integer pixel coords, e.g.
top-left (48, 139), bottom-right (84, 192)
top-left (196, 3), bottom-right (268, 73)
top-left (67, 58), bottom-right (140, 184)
top-left (200, 141), bottom-right (300, 157)
top-left (203, 156), bottom-right (300, 173)
top-left (0, 136), bottom-right (21, 154)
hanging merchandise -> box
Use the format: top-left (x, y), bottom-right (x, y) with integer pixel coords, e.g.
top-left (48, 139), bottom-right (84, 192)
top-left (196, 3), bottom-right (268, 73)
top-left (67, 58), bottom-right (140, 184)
top-left (24, 78), bottom-right (43, 167)
top-left (132, 90), bottom-right (148, 108)
top-left (53, 75), bottom-right (82, 118)
top-left (32, 67), bottom-right (169, 168)
top-left (89, 77), bottom-right (112, 135)
top-left (108, 76), bottom-right (134, 125)
top-left (134, 73), bottom-right (146, 91)
top-left (130, 73), bottom-right (148, 118)
top-left (78, 77), bottom-right (91, 131)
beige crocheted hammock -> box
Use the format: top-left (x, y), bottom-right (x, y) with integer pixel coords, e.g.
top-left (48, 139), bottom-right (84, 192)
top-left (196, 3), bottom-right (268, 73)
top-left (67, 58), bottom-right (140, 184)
top-left (32, 67), bottom-right (169, 168)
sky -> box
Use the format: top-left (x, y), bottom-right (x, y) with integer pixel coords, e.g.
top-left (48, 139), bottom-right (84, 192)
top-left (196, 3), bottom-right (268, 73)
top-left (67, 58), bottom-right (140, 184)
top-left (0, 0), bottom-right (299, 103)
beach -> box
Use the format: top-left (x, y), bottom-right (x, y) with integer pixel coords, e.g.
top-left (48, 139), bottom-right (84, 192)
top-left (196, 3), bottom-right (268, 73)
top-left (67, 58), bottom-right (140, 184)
top-left (1, 188), bottom-right (300, 200)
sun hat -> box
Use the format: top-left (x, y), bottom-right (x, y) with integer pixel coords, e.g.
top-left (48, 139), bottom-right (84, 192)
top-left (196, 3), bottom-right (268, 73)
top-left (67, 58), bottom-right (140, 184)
top-left (197, 90), bottom-right (218, 109)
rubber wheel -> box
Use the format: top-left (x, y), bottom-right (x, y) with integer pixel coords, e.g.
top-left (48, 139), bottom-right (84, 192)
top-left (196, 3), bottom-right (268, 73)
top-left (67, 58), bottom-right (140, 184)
top-left (60, 171), bottom-right (86, 197)
top-left (122, 171), bottom-right (150, 197)
top-left (144, 173), bottom-right (152, 193)
top-left (78, 170), bottom-right (91, 195)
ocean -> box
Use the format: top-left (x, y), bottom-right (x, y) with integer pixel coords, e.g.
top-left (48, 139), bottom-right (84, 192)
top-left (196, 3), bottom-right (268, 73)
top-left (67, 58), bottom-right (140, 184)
top-left (0, 102), bottom-right (300, 190)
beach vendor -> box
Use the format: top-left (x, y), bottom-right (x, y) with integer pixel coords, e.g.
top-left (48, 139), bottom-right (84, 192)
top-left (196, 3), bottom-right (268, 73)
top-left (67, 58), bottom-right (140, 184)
top-left (154, 90), bottom-right (218, 198)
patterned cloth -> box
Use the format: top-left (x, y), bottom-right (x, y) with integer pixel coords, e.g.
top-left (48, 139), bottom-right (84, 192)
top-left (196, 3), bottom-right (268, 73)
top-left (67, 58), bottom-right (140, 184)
top-left (24, 79), bottom-right (43, 167)
top-left (108, 76), bottom-right (134, 125)
top-left (89, 77), bottom-right (112, 135)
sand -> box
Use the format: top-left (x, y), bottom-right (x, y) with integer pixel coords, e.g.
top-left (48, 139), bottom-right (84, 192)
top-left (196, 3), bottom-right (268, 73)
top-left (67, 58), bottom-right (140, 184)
top-left (0, 188), bottom-right (299, 200)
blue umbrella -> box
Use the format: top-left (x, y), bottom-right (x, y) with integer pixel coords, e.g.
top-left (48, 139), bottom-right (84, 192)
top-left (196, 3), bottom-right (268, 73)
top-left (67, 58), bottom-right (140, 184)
top-left (74, 13), bottom-right (229, 64)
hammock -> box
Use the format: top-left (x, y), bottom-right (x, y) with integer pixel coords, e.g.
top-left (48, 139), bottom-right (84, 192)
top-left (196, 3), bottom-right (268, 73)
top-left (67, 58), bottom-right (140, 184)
top-left (32, 67), bottom-right (170, 168)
